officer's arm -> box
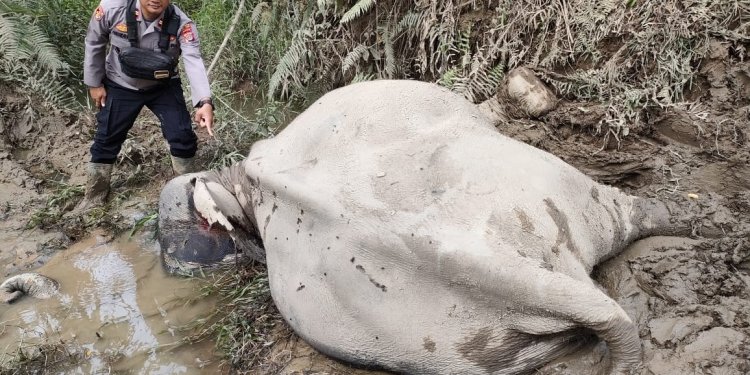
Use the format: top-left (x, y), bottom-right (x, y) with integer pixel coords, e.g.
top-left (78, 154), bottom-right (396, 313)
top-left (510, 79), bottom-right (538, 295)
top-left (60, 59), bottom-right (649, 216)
top-left (179, 22), bottom-right (211, 108)
top-left (84, 4), bottom-right (110, 88)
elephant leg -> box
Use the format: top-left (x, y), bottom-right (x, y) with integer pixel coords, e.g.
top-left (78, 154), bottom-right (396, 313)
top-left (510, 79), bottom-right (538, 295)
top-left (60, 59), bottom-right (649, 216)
top-left (458, 322), bottom-right (598, 374)
top-left (448, 253), bottom-right (641, 374)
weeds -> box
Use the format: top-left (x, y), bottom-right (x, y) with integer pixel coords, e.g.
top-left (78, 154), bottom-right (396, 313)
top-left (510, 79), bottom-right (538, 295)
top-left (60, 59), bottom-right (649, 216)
top-left (248, 0), bottom-right (750, 138)
top-left (129, 211), bottom-right (157, 238)
top-left (0, 341), bottom-right (81, 375)
top-left (0, 0), bottom-right (85, 108)
top-left (175, 261), bottom-right (285, 373)
top-left (26, 181), bottom-right (83, 229)
top-left (8, 0), bottom-right (747, 138)
top-left (202, 100), bottom-right (294, 170)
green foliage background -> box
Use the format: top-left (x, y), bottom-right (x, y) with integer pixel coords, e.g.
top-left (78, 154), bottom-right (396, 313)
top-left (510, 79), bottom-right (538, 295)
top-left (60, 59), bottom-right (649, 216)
top-left (4, 0), bottom-right (749, 155)
top-left (0, 0), bottom-right (96, 106)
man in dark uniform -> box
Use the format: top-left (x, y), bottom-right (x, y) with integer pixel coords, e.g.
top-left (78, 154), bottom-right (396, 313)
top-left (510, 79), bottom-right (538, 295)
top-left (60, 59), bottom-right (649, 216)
top-left (80, 0), bottom-right (214, 210)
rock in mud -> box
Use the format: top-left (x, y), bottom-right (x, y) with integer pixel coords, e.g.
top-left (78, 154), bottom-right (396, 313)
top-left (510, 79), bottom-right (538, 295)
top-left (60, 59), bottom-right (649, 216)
top-left (502, 67), bottom-right (558, 119)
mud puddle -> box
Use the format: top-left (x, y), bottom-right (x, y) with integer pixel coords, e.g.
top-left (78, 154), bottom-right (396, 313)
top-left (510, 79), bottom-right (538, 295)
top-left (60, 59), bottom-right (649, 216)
top-left (0, 232), bottom-right (222, 374)
top-left (0, 223), bottom-right (64, 277)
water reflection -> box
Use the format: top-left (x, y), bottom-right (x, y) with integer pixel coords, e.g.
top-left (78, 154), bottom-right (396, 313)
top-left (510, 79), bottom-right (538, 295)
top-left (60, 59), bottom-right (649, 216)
top-left (0, 232), bottom-right (221, 374)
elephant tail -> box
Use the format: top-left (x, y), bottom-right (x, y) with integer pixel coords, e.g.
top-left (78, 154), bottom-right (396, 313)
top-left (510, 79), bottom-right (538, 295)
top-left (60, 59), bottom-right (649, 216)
top-left (1, 273), bottom-right (59, 303)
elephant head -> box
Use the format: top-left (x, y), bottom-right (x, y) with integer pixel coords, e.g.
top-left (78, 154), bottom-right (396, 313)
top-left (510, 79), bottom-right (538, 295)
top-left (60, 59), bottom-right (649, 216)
top-left (158, 169), bottom-right (264, 275)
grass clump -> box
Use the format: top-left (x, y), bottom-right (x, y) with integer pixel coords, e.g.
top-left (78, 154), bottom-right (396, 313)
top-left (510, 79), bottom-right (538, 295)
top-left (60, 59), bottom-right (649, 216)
top-left (202, 100), bottom-right (294, 170)
top-left (26, 181), bottom-right (83, 229)
top-left (180, 262), bottom-right (287, 374)
top-left (0, 341), bottom-right (82, 375)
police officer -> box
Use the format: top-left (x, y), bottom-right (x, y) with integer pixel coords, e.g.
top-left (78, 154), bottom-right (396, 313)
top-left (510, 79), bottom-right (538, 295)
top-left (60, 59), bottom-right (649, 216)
top-left (80, 0), bottom-right (213, 210)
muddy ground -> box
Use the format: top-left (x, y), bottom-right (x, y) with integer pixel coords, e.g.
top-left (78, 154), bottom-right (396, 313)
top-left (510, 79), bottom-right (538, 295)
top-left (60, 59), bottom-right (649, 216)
top-left (1, 42), bottom-right (749, 374)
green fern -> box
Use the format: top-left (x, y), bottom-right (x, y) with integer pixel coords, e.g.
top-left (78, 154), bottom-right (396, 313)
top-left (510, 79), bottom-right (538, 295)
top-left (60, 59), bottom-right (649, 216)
top-left (460, 29), bottom-right (472, 67)
top-left (0, 10), bottom-right (71, 107)
top-left (350, 72), bottom-right (375, 84)
top-left (267, 28), bottom-right (311, 98)
top-left (438, 67), bottom-right (459, 89)
top-left (0, 14), bottom-right (19, 58)
top-left (340, 0), bottom-right (375, 24)
top-left (23, 25), bottom-right (67, 71)
top-left (396, 11), bottom-right (420, 34)
top-left (382, 25), bottom-right (396, 78)
top-left (0, 60), bottom-right (74, 106)
top-left (342, 43), bottom-right (368, 73)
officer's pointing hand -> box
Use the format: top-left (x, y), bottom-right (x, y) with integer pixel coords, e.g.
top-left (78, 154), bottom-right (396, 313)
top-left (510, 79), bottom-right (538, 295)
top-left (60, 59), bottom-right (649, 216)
top-left (89, 86), bottom-right (107, 108)
top-left (194, 101), bottom-right (214, 137)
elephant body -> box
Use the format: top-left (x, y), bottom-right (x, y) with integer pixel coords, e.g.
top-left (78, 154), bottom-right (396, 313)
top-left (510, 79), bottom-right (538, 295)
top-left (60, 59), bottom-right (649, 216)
top-left (158, 80), bottom-right (679, 374)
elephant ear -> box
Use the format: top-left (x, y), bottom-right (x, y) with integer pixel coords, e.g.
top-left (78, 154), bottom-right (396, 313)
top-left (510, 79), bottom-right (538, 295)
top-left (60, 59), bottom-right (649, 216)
top-left (193, 177), bottom-right (253, 233)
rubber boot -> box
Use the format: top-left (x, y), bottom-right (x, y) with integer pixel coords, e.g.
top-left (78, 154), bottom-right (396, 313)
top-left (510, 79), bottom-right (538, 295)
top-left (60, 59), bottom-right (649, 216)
top-left (171, 155), bottom-right (196, 176)
top-left (74, 162), bottom-right (113, 212)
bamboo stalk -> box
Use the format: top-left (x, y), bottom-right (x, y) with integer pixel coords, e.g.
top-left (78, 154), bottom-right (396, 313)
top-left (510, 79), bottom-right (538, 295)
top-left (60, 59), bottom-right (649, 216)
top-left (207, 0), bottom-right (247, 78)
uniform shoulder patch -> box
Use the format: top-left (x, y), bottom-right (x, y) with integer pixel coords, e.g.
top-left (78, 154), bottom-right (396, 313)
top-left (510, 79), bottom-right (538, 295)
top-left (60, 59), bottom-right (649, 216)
top-left (94, 6), bottom-right (104, 21)
top-left (115, 23), bottom-right (128, 32)
top-left (179, 23), bottom-right (196, 43)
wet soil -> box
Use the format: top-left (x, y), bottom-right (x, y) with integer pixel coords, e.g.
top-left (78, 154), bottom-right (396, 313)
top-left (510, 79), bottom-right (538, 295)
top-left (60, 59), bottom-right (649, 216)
top-left (0, 39), bottom-right (748, 373)
top-left (517, 41), bottom-right (750, 374)
top-left (0, 231), bottom-right (222, 373)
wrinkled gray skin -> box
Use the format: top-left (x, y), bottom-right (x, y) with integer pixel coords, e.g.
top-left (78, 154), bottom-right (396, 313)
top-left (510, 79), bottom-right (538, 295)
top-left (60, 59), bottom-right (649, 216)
top-left (1, 273), bottom-right (59, 303)
top-left (157, 81), bottom-right (684, 374)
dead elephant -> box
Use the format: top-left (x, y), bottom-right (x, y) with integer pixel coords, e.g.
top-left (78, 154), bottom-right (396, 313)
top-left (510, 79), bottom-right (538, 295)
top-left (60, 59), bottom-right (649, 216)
top-left (157, 80), bottom-right (684, 374)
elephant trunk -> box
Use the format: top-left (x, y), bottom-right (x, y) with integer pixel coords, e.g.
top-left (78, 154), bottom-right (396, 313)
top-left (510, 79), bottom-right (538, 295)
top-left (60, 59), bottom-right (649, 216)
top-left (1, 273), bottom-right (59, 303)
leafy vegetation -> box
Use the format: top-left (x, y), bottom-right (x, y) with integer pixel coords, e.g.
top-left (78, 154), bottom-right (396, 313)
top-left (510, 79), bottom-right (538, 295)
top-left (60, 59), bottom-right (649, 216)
top-left (177, 262), bottom-right (286, 374)
top-left (129, 210), bottom-right (157, 237)
top-left (26, 181), bottom-right (83, 229)
top-left (0, 0), bottom-right (81, 107)
top-left (3, 0), bottom-right (749, 136)
top-left (254, 0), bottom-right (750, 137)
top-left (0, 341), bottom-right (83, 375)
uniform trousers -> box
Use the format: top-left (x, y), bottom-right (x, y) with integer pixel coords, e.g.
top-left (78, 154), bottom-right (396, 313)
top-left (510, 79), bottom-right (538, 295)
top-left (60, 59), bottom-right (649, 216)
top-left (90, 78), bottom-right (198, 164)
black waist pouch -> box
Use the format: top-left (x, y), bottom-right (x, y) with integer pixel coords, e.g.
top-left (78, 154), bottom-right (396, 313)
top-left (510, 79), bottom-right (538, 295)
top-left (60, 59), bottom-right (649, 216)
top-left (118, 47), bottom-right (176, 81)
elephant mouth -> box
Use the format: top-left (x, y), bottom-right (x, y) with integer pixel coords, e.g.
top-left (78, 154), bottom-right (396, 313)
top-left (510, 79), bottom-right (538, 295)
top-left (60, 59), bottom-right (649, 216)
top-left (158, 174), bottom-right (239, 276)
top-left (159, 212), bottom-right (239, 276)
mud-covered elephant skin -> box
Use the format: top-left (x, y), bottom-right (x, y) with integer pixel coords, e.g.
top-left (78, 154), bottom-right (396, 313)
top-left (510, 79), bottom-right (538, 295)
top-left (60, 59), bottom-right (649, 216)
top-left (157, 80), bottom-right (685, 374)
top-left (0, 273), bottom-right (59, 303)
